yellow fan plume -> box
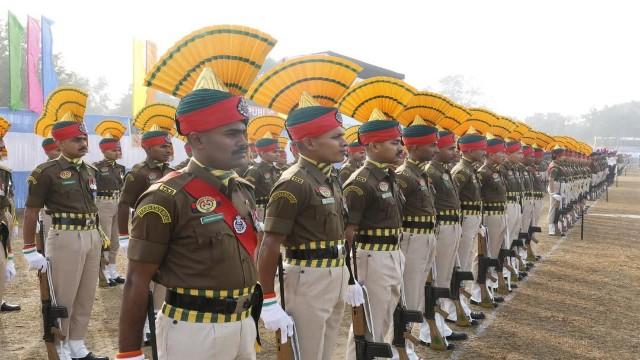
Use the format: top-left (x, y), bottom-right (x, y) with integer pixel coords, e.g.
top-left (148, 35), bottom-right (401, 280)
top-left (133, 103), bottom-right (177, 135)
top-left (248, 55), bottom-right (362, 114)
top-left (35, 87), bottom-right (88, 137)
top-left (438, 102), bottom-right (471, 131)
top-left (337, 76), bottom-right (416, 123)
top-left (247, 115), bottom-right (286, 143)
top-left (344, 125), bottom-right (360, 144)
top-left (145, 25), bottom-right (277, 98)
top-left (397, 91), bottom-right (453, 126)
top-left (95, 120), bottom-right (127, 140)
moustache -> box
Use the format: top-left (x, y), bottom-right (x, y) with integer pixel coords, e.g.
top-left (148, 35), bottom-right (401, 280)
top-left (231, 146), bottom-right (249, 156)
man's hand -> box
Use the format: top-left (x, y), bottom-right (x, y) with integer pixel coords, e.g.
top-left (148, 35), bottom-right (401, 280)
top-left (344, 283), bottom-right (365, 306)
top-left (22, 246), bottom-right (47, 272)
top-left (5, 255), bottom-right (16, 281)
top-left (260, 297), bottom-right (294, 344)
top-left (119, 235), bottom-right (129, 254)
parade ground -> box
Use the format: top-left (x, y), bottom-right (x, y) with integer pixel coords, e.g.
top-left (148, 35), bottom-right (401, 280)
top-left (0, 168), bottom-right (637, 360)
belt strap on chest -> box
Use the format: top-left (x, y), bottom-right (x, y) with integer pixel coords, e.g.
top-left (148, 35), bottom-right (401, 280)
top-left (183, 177), bottom-right (257, 258)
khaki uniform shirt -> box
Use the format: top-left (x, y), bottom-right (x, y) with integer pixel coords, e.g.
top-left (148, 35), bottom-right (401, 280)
top-left (395, 159), bottom-right (436, 217)
top-left (425, 160), bottom-right (460, 212)
top-left (93, 159), bottom-right (125, 193)
top-left (174, 158), bottom-right (190, 171)
top-left (451, 157), bottom-right (482, 205)
top-left (26, 157), bottom-right (98, 214)
top-left (339, 161), bottom-right (362, 185)
top-left (343, 160), bottom-right (403, 231)
top-left (129, 159), bottom-right (257, 289)
top-left (243, 161), bottom-right (278, 206)
top-left (264, 156), bottom-right (345, 248)
top-left (119, 159), bottom-right (173, 208)
top-left (477, 163), bottom-right (507, 203)
top-left (499, 161), bottom-right (522, 200)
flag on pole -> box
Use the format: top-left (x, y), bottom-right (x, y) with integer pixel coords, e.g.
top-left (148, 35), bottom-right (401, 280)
top-left (27, 16), bottom-right (43, 113)
top-left (41, 16), bottom-right (58, 100)
top-left (8, 12), bottom-right (25, 110)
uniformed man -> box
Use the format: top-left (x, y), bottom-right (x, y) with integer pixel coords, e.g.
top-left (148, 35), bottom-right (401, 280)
top-left (527, 145), bottom-right (546, 262)
top-left (475, 134), bottom-right (510, 298)
top-left (117, 24), bottom-right (276, 360)
top-left (0, 123), bottom-right (19, 313)
top-left (42, 137), bottom-right (61, 159)
top-left (274, 136), bottom-right (290, 178)
top-left (396, 117), bottom-right (450, 351)
top-left (22, 91), bottom-right (108, 360)
top-left (94, 120), bottom-right (127, 287)
top-left (174, 142), bottom-right (192, 170)
top-left (500, 138), bottom-right (525, 285)
top-left (449, 128), bottom-right (487, 325)
top-left (547, 146), bottom-right (566, 235)
top-left (245, 54), bottom-right (363, 359)
top-left (424, 128), bottom-right (468, 343)
top-left (342, 110), bottom-right (406, 358)
top-left (339, 126), bottom-right (365, 185)
top-left (258, 92), bottom-right (353, 359)
top-left (243, 132), bottom-right (279, 222)
top-left (516, 144), bottom-right (535, 270)
top-left (118, 110), bottom-right (175, 333)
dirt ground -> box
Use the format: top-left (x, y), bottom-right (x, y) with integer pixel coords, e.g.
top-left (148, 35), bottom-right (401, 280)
top-left (1, 168), bottom-right (639, 359)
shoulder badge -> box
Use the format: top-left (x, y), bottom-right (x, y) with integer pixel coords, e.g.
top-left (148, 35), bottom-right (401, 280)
top-left (270, 190), bottom-right (297, 204)
top-left (355, 176), bottom-right (367, 183)
top-left (136, 204), bottom-right (171, 224)
top-left (158, 184), bottom-right (176, 196)
top-left (291, 175), bottom-right (304, 184)
top-left (343, 185), bottom-right (364, 197)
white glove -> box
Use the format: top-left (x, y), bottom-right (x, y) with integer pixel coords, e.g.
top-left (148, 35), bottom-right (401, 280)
top-left (344, 283), bottom-right (365, 306)
top-left (552, 194), bottom-right (562, 202)
top-left (5, 257), bottom-right (16, 281)
top-left (260, 300), bottom-right (294, 343)
top-left (23, 247), bottom-right (47, 272)
top-left (119, 235), bottom-right (129, 254)
top-left (478, 225), bottom-right (488, 238)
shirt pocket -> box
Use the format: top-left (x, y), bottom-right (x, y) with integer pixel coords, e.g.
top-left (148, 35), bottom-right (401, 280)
top-left (192, 220), bottom-right (235, 263)
top-left (310, 195), bottom-right (342, 238)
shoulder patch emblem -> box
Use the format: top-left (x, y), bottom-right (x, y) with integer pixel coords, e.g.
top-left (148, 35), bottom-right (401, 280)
top-left (270, 190), bottom-right (298, 204)
top-left (344, 185), bottom-right (364, 196)
top-left (158, 184), bottom-right (176, 196)
top-left (355, 176), bottom-right (367, 183)
top-left (27, 176), bottom-right (37, 185)
top-left (136, 204), bottom-right (171, 224)
top-left (126, 174), bottom-right (135, 182)
top-left (396, 178), bottom-right (408, 189)
top-left (291, 175), bottom-right (304, 184)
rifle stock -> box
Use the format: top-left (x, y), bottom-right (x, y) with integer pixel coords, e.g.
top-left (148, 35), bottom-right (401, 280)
top-left (392, 303), bottom-right (422, 358)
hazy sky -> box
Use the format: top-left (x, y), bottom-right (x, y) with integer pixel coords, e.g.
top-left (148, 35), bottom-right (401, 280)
top-left (4, 0), bottom-right (640, 120)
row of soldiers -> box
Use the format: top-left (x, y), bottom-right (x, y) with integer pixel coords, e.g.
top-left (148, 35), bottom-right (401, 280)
top-left (0, 24), bottom-right (603, 360)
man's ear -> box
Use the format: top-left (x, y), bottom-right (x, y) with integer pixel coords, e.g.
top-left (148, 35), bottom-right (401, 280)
top-left (188, 133), bottom-right (202, 148)
top-left (301, 137), bottom-right (315, 151)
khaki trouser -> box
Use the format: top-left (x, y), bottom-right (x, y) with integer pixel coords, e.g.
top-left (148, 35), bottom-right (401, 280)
top-left (400, 232), bottom-right (437, 312)
top-left (96, 198), bottom-right (119, 264)
top-left (0, 244), bottom-right (6, 302)
top-left (156, 314), bottom-right (256, 360)
top-left (472, 213), bottom-right (508, 298)
top-left (459, 215), bottom-right (481, 274)
top-left (520, 199), bottom-right (534, 234)
top-left (434, 224), bottom-right (462, 288)
top-left (532, 199), bottom-right (544, 235)
top-left (346, 249), bottom-right (404, 360)
top-left (505, 203), bottom-right (521, 248)
top-left (283, 264), bottom-right (347, 360)
top-left (46, 228), bottom-right (101, 339)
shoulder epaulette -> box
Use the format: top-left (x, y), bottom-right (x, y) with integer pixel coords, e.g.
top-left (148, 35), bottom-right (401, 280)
top-left (34, 160), bottom-right (58, 173)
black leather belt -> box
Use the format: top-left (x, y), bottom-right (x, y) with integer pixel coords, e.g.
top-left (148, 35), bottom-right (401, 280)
top-left (285, 247), bottom-right (342, 260)
top-left (436, 214), bottom-right (461, 223)
top-left (51, 218), bottom-right (96, 226)
top-left (461, 204), bottom-right (481, 212)
top-left (355, 235), bottom-right (398, 245)
top-left (401, 220), bottom-right (435, 230)
top-left (166, 291), bottom-right (253, 314)
top-left (484, 204), bottom-right (505, 212)
top-left (97, 190), bottom-right (119, 197)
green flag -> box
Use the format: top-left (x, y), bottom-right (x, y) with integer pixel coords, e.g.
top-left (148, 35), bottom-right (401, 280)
top-left (8, 12), bottom-right (25, 110)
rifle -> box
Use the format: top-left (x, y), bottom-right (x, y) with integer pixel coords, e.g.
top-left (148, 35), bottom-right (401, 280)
top-left (276, 254), bottom-right (300, 360)
top-left (449, 268), bottom-right (474, 327)
top-left (423, 272), bottom-right (449, 350)
top-left (146, 290), bottom-right (158, 360)
top-left (496, 249), bottom-right (512, 296)
top-left (476, 226), bottom-right (499, 308)
top-left (392, 303), bottom-right (422, 360)
top-left (345, 241), bottom-right (392, 359)
top-left (34, 217), bottom-right (68, 360)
